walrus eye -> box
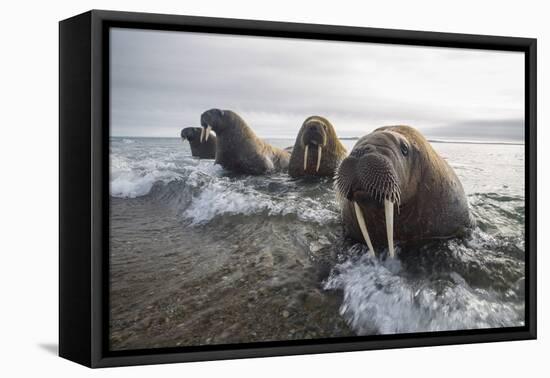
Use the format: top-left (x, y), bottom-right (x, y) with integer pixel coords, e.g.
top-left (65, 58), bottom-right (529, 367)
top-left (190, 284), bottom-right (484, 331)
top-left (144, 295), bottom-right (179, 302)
top-left (400, 142), bottom-right (409, 156)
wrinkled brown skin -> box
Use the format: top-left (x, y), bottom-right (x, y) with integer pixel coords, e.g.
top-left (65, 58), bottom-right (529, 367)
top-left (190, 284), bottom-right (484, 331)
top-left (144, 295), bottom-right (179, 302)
top-left (339, 125), bottom-right (473, 248)
top-left (288, 116), bottom-right (348, 178)
top-left (200, 109), bottom-right (290, 175)
top-left (180, 127), bottom-right (216, 159)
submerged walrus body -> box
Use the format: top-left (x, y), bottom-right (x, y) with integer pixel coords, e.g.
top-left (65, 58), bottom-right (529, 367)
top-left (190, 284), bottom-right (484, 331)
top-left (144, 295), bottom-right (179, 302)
top-left (289, 116), bottom-right (348, 178)
top-left (335, 125), bottom-right (473, 258)
top-left (200, 109), bottom-right (290, 175)
top-left (180, 127), bottom-right (217, 159)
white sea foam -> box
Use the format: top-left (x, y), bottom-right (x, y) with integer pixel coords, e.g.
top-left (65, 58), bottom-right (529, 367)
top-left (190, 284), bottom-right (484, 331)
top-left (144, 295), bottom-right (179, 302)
top-left (183, 182), bottom-right (267, 223)
top-left (324, 249), bottom-right (523, 334)
top-left (110, 170), bottom-right (179, 198)
top-left (183, 179), bottom-right (338, 225)
top-left (110, 154), bottom-right (183, 198)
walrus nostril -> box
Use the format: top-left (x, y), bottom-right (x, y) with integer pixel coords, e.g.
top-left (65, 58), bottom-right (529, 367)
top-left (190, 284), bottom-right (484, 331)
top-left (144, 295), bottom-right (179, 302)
top-left (350, 145), bottom-right (374, 158)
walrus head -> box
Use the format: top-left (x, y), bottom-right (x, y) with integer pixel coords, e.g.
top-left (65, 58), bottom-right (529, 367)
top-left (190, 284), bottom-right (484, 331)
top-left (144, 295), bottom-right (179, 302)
top-left (300, 116), bottom-right (330, 173)
top-left (335, 126), bottom-right (423, 258)
top-left (180, 127), bottom-right (202, 142)
top-left (200, 108), bottom-right (225, 143)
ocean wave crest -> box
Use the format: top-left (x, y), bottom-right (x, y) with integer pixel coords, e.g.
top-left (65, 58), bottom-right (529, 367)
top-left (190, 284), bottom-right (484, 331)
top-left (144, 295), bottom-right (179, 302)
top-left (110, 154), bottom-right (184, 198)
top-left (182, 177), bottom-right (339, 225)
top-left (111, 145), bottom-right (339, 223)
top-left (324, 239), bottom-right (524, 335)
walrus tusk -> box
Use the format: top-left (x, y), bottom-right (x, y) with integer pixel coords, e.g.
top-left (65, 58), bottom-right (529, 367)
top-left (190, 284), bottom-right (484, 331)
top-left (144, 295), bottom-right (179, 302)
top-left (384, 199), bottom-right (395, 258)
top-left (200, 127), bottom-right (205, 143)
top-left (316, 146), bottom-right (322, 172)
top-left (304, 144), bottom-right (309, 171)
top-left (353, 201), bottom-right (376, 257)
top-left (205, 125), bottom-right (212, 142)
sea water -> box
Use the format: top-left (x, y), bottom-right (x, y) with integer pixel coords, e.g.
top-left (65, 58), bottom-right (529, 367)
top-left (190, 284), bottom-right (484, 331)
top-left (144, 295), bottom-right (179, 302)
top-left (109, 137), bottom-right (525, 350)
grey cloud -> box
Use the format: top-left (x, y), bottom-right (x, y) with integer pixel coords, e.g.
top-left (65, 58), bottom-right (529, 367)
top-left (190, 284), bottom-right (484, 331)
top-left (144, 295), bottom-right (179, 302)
top-left (110, 28), bottom-right (525, 141)
top-left (428, 119), bottom-right (525, 141)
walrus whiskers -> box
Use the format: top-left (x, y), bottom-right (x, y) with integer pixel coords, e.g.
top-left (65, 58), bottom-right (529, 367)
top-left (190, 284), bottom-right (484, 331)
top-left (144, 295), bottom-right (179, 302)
top-left (384, 199), bottom-right (395, 258)
top-left (353, 201), bottom-right (376, 256)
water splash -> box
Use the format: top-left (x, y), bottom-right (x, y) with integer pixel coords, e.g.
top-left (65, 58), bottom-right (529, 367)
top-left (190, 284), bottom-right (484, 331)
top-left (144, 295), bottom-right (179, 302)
top-left (182, 173), bottom-right (339, 225)
top-left (324, 236), bottom-right (524, 335)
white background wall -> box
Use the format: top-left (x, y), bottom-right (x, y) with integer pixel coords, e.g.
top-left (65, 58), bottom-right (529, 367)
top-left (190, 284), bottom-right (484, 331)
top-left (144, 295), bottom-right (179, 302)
top-left (1, 0), bottom-right (547, 376)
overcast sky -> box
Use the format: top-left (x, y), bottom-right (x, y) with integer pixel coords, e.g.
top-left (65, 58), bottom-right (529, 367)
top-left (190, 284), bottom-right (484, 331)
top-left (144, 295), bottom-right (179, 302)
top-left (110, 28), bottom-right (525, 141)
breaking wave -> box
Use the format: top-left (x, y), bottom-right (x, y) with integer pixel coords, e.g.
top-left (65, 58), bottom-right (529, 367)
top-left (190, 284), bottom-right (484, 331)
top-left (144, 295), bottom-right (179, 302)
top-left (110, 140), bottom-right (339, 225)
top-left (182, 178), bottom-right (338, 225)
top-left (324, 226), bottom-right (525, 334)
top-left (110, 154), bottom-right (183, 198)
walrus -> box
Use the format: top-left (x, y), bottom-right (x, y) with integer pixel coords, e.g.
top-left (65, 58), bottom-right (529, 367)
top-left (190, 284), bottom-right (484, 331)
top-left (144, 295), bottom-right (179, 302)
top-left (200, 109), bottom-right (290, 174)
top-left (288, 116), bottom-right (348, 177)
top-left (335, 125), bottom-right (473, 258)
top-left (180, 127), bottom-right (216, 159)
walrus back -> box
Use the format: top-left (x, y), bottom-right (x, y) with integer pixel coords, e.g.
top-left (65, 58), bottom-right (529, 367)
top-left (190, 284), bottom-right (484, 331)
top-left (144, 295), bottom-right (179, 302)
top-left (266, 144), bottom-right (290, 171)
top-left (189, 134), bottom-right (217, 159)
top-left (215, 111), bottom-right (290, 174)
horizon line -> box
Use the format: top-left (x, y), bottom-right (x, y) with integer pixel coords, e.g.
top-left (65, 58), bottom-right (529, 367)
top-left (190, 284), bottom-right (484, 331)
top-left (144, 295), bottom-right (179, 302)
top-left (110, 135), bottom-right (525, 146)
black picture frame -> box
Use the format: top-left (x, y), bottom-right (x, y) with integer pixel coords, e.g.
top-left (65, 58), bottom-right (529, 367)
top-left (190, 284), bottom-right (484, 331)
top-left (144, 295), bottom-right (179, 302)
top-left (59, 9), bottom-right (537, 368)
